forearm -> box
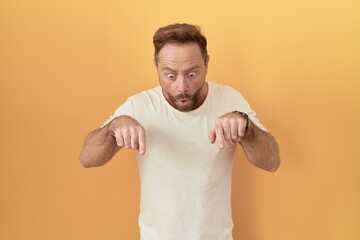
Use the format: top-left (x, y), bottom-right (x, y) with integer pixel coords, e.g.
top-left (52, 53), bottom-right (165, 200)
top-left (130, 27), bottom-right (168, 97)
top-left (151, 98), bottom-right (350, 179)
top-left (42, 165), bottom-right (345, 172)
top-left (239, 121), bottom-right (280, 172)
top-left (80, 123), bottom-right (120, 168)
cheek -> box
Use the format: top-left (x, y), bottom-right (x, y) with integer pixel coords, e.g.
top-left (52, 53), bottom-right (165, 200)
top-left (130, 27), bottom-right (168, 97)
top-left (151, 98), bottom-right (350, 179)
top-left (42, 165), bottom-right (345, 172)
top-left (193, 76), bottom-right (206, 87)
top-left (159, 76), bottom-right (169, 87)
top-left (159, 79), bottom-right (175, 94)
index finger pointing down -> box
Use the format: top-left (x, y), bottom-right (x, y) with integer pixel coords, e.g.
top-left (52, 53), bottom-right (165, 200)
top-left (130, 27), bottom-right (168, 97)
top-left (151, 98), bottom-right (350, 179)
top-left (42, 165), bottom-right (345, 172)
top-left (138, 129), bottom-right (146, 155)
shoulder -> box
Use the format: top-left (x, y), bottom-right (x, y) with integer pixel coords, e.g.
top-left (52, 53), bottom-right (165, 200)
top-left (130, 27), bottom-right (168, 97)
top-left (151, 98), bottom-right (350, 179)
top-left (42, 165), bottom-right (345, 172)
top-left (208, 82), bottom-right (245, 99)
top-left (104, 86), bottom-right (161, 124)
top-left (127, 86), bottom-right (162, 104)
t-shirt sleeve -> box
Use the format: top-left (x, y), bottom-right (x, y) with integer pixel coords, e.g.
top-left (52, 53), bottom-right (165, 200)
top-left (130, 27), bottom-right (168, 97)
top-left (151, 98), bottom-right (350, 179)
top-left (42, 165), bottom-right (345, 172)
top-left (101, 98), bottom-right (133, 127)
top-left (225, 85), bottom-right (267, 131)
top-left (240, 97), bottom-right (267, 131)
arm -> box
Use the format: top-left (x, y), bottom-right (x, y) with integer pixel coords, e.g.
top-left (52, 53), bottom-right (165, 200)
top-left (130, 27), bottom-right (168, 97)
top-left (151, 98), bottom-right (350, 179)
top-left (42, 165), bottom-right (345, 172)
top-left (238, 120), bottom-right (280, 172)
top-left (79, 115), bottom-right (146, 168)
top-left (209, 112), bottom-right (280, 172)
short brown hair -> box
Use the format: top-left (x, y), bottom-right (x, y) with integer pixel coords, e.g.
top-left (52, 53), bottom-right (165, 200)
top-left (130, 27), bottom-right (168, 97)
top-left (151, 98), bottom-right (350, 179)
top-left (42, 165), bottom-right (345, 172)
top-left (153, 23), bottom-right (208, 63)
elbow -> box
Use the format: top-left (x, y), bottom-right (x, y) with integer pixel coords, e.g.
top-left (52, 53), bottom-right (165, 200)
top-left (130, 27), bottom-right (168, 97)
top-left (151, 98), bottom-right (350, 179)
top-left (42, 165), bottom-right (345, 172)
top-left (263, 156), bottom-right (281, 173)
top-left (248, 153), bottom-right (281, 173)
top-left (79, 152), bottom-right (108, 168)
top-left (263, 145), bottom-right (281, 173)
top-left (79, 152), bottom-right (96, 168)
top-left (80, 155), bottom-right (91, 168)
top-left (266, 161), bottom-right (280, 173)
top-left (80, 161), bottom-right (91, 168)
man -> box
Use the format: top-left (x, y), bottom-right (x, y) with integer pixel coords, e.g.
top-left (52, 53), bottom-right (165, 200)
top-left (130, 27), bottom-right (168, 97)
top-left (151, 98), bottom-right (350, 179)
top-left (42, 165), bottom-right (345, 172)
top-left (80, 23), bottom-right (280, 240)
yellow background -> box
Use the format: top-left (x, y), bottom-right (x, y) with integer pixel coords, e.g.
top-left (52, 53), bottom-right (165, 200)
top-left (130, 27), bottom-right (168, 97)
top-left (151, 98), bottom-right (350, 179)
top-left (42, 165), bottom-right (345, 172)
top-left (1, 0), bottom-right (359, 239)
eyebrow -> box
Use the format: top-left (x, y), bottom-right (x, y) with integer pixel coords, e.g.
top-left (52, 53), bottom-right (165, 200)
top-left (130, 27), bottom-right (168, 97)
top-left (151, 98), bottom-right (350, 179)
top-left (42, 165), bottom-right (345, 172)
top-left (160, 65), bottom-right (201, 72)
top-left (161, 66), bottom-right (175, 72)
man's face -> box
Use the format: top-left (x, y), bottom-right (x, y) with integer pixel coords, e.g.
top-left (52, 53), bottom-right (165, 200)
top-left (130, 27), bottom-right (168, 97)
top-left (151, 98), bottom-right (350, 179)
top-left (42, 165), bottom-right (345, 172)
top-left (155, 43), bottom-right (209, 112)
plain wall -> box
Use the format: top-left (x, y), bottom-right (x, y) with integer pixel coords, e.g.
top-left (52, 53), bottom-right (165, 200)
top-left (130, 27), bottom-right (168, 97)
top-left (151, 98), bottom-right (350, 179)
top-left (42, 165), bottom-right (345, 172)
top-left (1, 0), bottom-right (359, 239)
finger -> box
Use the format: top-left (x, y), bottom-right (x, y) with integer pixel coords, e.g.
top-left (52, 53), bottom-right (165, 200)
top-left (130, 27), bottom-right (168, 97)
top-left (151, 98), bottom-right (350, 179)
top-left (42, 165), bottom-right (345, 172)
top-left (230, 119), bottom-right (239, 140)
top-left (122, 128), bottom-right (131, 149)
top-left (115, 129), bottom-right (124, 147)
top-left (215, 124), bottom-right (225, 149)
top-left (223, 120), bottom-right (237, 150)
top-left (130, 128), bottom-right (139, 150)
top-left (223, 122), bottom-right (236, 149)
top-left (208, 129), bottom-right (216, 144)
top-left (138, 127), bottom-right (146, 155)
top-left (237, 118), bottom-right (246, 137)
top-left (223, 123), bottom-right (232, 142)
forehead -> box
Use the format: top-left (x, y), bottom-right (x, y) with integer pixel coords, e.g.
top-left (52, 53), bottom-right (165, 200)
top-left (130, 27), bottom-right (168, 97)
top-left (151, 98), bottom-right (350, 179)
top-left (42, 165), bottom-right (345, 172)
top-left (157, 43), bottom-right (204, 68)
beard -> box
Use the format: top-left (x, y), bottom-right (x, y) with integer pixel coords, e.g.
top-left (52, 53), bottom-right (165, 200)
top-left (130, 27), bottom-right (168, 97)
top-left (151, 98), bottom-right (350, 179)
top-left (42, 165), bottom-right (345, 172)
top-left (165, 82), bottom-right (206, 112)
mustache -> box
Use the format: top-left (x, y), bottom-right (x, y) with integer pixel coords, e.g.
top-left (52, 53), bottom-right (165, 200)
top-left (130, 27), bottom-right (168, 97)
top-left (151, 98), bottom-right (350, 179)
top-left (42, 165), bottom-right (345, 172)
top-left (175, 93), bottom-right (192, 100)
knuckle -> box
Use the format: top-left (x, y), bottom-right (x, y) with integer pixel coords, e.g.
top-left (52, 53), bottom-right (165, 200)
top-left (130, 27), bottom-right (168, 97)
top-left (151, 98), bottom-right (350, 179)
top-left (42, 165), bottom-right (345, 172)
top-left (114, 128), bottom-right (122, 136)
top-left (229, 118), bottom-right (237, 125)
top-left (136, 125), bottom-right (144, 132)
top-left (215, 119), bottom-right (222, 126)
top-left (121, 127), bottom-right (128, 134)
top-left (130, 127), bottom-right (136, 135)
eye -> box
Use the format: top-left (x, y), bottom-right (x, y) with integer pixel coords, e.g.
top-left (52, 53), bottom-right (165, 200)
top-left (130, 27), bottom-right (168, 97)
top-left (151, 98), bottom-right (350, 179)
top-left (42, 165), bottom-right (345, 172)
top-left (188, 72), bottom-right (197, 78)
top-left (166, 73), bottom-right (176, 80)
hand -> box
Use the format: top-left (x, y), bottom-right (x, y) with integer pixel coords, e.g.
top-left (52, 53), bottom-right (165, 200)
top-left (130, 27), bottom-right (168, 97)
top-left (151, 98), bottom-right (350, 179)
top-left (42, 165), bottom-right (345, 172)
top-left (110, 115), bottom-right (146, 155)
top-left (208, 112), bottom-right (248, 150)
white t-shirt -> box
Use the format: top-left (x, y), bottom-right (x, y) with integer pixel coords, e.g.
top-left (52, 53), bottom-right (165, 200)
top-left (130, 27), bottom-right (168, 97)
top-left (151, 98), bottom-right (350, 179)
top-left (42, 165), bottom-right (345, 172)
top-left (105, 82), bottom-right (265, 240)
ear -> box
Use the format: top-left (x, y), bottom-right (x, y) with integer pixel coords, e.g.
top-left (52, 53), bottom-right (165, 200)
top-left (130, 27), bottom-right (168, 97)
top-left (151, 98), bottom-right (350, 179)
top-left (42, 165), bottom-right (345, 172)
top-left (205, 55), bottom-right (210, 73)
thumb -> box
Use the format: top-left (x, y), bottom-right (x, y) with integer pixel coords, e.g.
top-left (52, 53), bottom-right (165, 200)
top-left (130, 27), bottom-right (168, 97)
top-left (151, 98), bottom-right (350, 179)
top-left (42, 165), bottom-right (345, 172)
top-left (208, 129), bottom-right (216, 144)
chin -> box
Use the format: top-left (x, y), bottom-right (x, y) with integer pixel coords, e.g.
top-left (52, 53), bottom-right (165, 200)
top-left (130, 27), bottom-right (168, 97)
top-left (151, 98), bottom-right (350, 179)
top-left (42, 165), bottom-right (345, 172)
top-left (177, 107), bottom-right (192, 112)
top-left (175, 103), bottom-right (195, 112)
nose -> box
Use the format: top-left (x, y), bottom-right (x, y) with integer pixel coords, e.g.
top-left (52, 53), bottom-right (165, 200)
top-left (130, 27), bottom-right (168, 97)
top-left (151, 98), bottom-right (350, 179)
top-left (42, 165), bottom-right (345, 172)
top-left (176, 76), bottom-right (189, 93)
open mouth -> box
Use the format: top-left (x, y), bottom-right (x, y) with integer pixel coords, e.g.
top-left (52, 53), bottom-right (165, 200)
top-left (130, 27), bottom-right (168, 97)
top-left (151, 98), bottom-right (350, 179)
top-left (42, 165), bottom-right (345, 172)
top-left (179, 99), bottom-right (190, 103)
